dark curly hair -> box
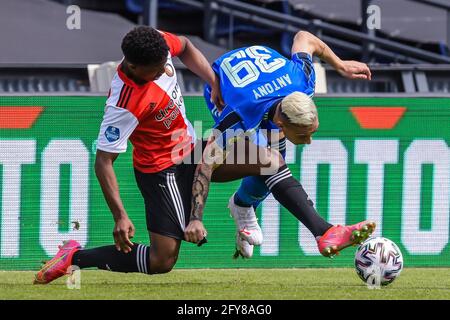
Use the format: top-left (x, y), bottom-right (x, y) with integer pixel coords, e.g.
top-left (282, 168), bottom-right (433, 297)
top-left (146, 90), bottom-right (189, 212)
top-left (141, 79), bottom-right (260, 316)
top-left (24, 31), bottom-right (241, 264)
top-left (121, 26), bottom-right (169, 66)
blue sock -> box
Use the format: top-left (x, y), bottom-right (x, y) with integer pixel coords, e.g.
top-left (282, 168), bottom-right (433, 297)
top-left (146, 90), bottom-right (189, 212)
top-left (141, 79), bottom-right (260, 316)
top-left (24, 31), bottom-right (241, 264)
top-left (235, 176), bottom-right (271, 208)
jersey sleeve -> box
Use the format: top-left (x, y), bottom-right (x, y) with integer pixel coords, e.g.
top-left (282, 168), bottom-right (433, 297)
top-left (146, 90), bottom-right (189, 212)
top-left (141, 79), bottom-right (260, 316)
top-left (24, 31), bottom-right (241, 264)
top-left (211, 106), bottom-right (248, 150)
top-left (160, 31), bottom-right (184, 57)
top-left (211, 57), bottom-right (222, 75)
top-left (96, 105), bottom-right (139, 153)
top-left (291, 52), bottom-right (316, 96)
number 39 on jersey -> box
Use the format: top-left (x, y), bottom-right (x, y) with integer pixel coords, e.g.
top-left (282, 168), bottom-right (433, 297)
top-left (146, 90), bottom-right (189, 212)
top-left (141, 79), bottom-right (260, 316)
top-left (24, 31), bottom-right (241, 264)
top-left (220, 46), bottom-right (287, 88)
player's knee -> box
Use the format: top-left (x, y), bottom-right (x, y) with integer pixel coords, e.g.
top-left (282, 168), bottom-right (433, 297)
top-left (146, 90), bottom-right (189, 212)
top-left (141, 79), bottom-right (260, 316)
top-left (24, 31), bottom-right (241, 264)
top-left (161, 255), bottom-right (178, 273)
top-left (149, 254), bottom-right (178, 274)
top-left (265, 148), bottom-right (285, 173)
top-left (258, 147), bottom-right (284, 165)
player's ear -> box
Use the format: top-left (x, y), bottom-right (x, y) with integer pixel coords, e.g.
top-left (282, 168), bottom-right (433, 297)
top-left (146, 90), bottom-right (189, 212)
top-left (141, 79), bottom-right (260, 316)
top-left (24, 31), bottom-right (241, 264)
top-left (128, 63), bottom-right (137, 71)
top-left (276, 121), bottom-right (285, 132)
top-left (274, 116), bottom-right (285, 131)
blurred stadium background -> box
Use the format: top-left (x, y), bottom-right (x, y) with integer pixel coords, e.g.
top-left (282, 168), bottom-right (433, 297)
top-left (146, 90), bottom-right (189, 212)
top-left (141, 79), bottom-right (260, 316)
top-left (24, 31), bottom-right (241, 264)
top-left (0, 0), bottom-right (449, 291)
top-left (2, 0), bottom-right (450, 94)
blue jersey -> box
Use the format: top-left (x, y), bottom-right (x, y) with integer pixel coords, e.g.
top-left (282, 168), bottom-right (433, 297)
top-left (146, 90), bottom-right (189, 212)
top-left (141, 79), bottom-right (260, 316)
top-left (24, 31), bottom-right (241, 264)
top-left (211, 45), bottom-right (316, 131)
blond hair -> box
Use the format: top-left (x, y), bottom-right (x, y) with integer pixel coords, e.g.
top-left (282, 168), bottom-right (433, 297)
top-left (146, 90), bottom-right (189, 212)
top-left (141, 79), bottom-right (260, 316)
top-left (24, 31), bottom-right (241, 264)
top-left (280, 92), bottom-right (318, 127)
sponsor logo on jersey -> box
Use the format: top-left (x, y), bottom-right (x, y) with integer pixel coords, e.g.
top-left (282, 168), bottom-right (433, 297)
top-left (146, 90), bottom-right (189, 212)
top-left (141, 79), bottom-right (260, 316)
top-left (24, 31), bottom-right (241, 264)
top-left (105, 126), bottom-right (120, 142)
top-left (155, 84), bottom-right (184, 129)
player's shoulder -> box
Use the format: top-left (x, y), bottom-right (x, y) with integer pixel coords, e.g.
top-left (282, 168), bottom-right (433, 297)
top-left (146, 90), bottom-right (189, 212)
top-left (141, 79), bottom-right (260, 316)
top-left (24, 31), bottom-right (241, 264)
top-left (106, 73), bottom-right (124, 106)
top-left (157, 30), bottom-right (183, 57)
top-left (289, 51), bottom-right (314, 80)
top-left (105, 73), bottom-right (140, 111)
top-left (110, 72), bottom-right (124, 91)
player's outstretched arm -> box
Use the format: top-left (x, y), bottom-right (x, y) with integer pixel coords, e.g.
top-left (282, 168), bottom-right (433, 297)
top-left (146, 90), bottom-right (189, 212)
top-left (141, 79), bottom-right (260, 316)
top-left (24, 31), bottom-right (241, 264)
top-left (291, 31), bottom-right (372, 80)
top-left (177, 36), bottom-right (224, 108)
top-left (95, 150), bottom-right (135, 253)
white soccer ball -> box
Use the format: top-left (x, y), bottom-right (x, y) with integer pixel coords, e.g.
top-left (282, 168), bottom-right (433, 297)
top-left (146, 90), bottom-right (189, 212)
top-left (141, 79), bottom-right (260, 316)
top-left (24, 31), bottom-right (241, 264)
top-left (354, 237), bottom-right (403, 286)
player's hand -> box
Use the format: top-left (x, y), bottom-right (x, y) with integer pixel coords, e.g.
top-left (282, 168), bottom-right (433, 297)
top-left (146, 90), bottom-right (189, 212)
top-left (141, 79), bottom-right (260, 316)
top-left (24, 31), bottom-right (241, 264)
top-left (210, 75), bottom-right (225, 111)
top-left (113, 216), bottom-right (135, 253)
top-left (184, 220), bottom-right (207, 244)
top-left (338, 60), bottom-right (372, 80)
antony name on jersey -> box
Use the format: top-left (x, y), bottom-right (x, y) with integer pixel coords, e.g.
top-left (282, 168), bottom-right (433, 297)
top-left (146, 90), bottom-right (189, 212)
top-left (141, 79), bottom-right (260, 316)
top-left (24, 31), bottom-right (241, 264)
top-left (252, 73), bottom-right (293, 100)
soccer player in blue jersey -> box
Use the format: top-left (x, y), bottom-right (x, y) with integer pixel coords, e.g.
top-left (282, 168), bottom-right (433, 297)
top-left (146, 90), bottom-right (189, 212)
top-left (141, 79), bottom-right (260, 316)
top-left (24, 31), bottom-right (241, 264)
top-left (185, 31), bottom-right (375, 258)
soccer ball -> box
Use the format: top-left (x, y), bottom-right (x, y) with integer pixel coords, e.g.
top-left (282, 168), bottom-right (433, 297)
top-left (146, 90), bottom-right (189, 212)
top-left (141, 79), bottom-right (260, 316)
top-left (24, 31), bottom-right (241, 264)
top-left (354, 237), bottom-right (403, 286)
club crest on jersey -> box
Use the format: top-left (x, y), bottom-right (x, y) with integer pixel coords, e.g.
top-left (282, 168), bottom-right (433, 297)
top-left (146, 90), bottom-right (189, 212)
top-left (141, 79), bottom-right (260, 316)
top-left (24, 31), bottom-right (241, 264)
top-left (165, 63), bottom-right (174, 77)
top-left (105, 126), bottom-right (120, 142)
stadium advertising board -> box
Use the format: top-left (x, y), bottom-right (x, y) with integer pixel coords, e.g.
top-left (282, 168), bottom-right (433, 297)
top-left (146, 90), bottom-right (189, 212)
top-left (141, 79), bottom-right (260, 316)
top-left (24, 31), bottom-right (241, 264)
top-left (0, 96), bottom-right (448, 269)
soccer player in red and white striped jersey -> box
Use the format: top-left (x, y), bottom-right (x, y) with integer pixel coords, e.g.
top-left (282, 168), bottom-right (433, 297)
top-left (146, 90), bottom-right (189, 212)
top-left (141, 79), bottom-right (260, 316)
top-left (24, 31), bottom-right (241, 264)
top-left (34, 26), bottom-right (223, 283)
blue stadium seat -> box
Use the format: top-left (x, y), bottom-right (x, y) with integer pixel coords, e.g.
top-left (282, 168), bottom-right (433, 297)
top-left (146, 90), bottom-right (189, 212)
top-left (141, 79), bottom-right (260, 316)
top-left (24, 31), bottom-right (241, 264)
top-left (125, 0), bottom-right (144, 13)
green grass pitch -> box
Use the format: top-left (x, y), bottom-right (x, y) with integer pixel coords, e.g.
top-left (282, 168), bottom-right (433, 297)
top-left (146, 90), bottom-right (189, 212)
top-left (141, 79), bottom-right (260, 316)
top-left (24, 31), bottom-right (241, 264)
top-left (0, 268), bottom-right (449, 300)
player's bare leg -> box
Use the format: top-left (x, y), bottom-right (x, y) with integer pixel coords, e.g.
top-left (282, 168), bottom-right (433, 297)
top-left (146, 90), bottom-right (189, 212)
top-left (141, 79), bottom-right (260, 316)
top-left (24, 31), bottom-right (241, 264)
top-left (210, 140), bottom-right (375, 258)
top-left (147, 232), bottom-right (181, 274)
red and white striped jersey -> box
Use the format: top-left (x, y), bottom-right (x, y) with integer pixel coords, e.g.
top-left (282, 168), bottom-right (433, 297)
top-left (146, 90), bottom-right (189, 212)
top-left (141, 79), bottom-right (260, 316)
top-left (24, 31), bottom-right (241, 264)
top-left (96, 31), bottom-right (196, 173)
